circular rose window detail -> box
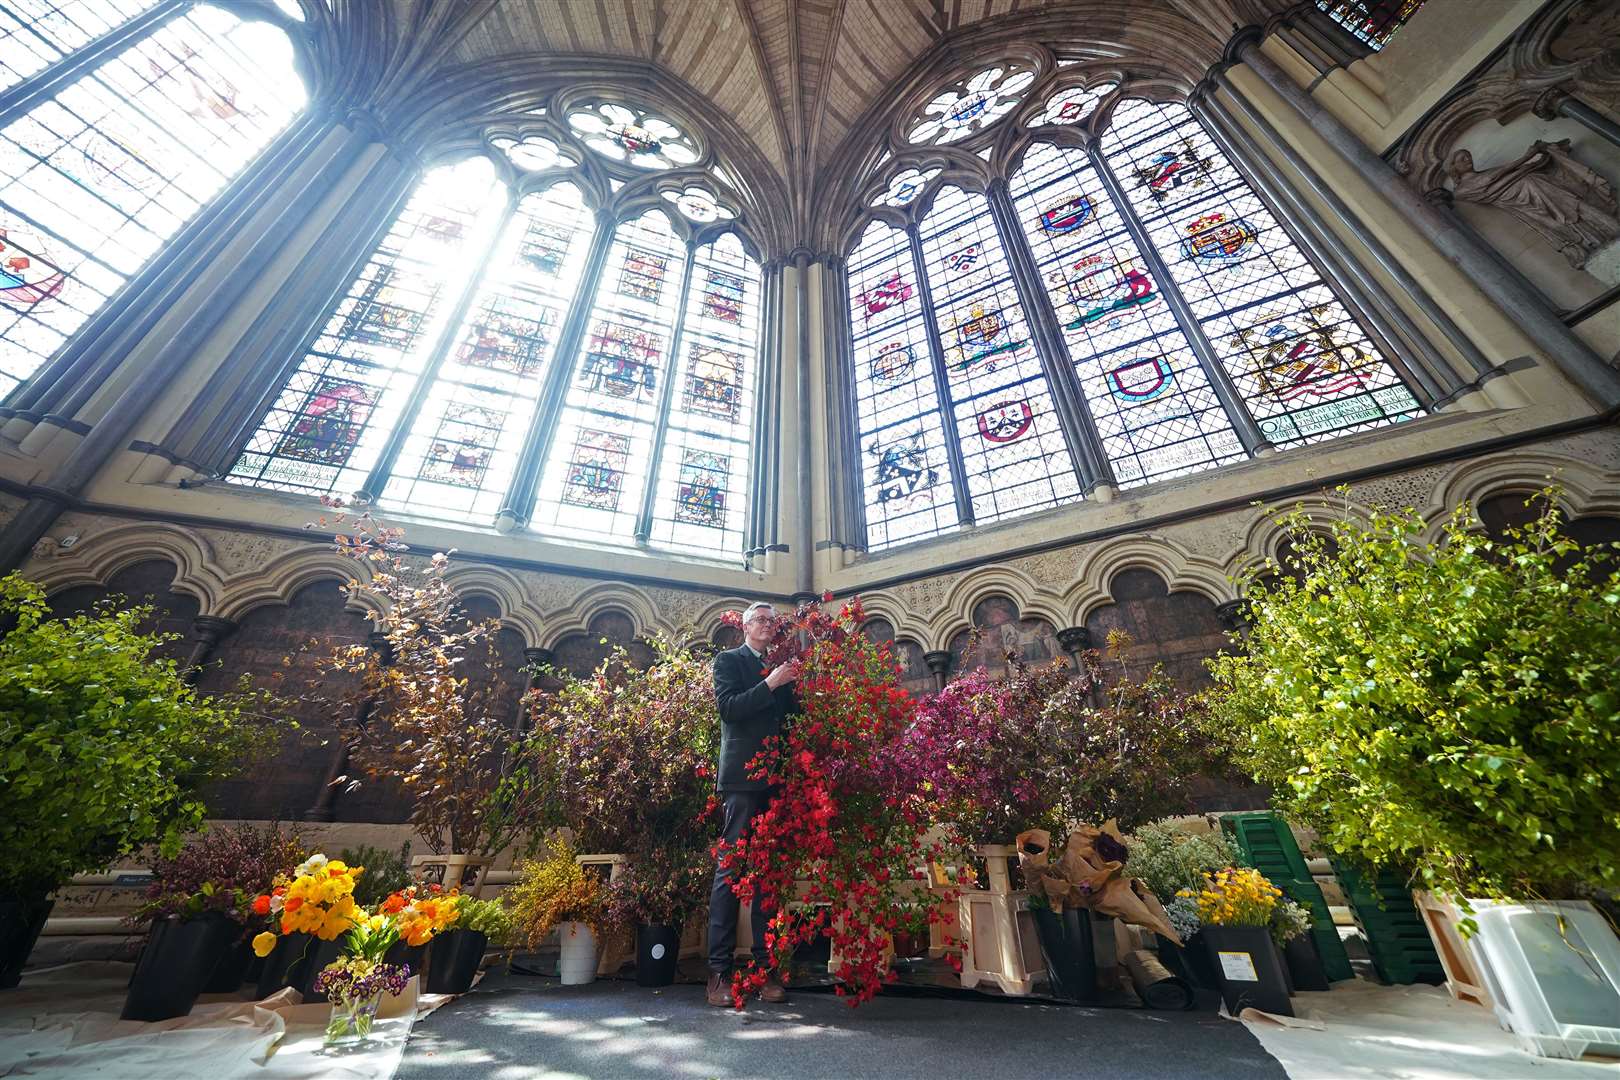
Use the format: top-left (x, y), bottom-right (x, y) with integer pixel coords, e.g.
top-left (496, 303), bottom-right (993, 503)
top-left (661, 184), bottom-right (735, 223)
top-left (566, 102), bottom-right (700, 170)
top-left (906, 65), bottom-right (1035, 146)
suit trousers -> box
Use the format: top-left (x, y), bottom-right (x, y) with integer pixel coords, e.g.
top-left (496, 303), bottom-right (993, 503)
top-left (708, 788), bottom-right (773, 974)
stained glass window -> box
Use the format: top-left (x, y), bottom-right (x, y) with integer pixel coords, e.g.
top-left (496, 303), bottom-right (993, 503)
top-left (848, 220), bottom-right (958, 550)
top-left (1010, 141), bottom-right (1243, 485)
top-left (1316, 0), bottom-right (1425, 50)
top-left (0, 2), bottom-right (304, 396)
top-left (530, 209), bottom-right (687, 542)
top-left (0, 0), bottom-right (159, 92)
top-left (566, 102), bottom-right (699, 170)
top-left (643, 232), bottom-right (759, 554)
top-left (907, 64), bottom-right (1035, 145)
top-left (1033, 82), bottom-right (1116, 127)
top-left (918, 185), bottom-right (1080, 522)
top-left (1101, 99), bottom-right (1420, 446)
top-left (380, 182), bottom-right (596, 521)
top-left (228, 158), bottom-right (504, 495)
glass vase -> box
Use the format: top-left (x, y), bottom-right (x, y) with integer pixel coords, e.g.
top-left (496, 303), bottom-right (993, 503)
top-left (324, 989), bottom-right (384, 1045)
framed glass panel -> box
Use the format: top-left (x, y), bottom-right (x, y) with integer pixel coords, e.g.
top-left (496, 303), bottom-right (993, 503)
top-left (1010, 141), bottom-right (1243, 486)
top-left (530, 208), bottom-right (686, 542)
top-left (381, 182), bottom-right (596, 522)
top-left (228, 158), bottom-right (503, 495)
top-left (917, 184), bottom-right (1080, 524)
top-left (847, 219), bottom-right (959, 551)
top-left (0, 3), bottom-right (303, 395)
top-left (0, 0), bottom-right (159, 92)
top-left (644, 232), bottom-right (757, 555)
top-left (1101, 98), bottom-right (1420, 447)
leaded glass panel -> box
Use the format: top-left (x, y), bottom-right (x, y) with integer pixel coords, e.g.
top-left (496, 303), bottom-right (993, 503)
top-left (0, 0), bottom-right (158, 92)
top-left (381, 182), bottom-right (596, 521)
top-left (918, 185), bottom-right (1080, 523)
top-left (0, 3), bottom-right (303, 395)
top-left (847, 220), bottom-right (958, 551)
top-left (228, 158), bottom-right (503, 495)
top-left (1101, 99), bottom-right (1420, 447)
top-left (1010, 141), bottom-right (1244, 485)
top-left (644, 232), bottom-right (757, 554)
top-left (531, 209), bottom-right (686, 541)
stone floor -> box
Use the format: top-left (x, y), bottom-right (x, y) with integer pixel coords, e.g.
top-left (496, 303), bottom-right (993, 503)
top-left (396, 969), bottom-right (1288, 1080)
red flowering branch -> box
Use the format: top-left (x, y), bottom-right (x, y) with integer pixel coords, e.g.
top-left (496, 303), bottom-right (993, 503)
top-left (715, 595), bottom-right (969, 1007)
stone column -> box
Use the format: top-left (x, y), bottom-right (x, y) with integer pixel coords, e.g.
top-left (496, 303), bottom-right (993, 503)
top-left (517, 647), bottom-right (556, 732)
top-left (1535, 88), bottom-right (1620, 152)
top-left (305, 631), bottom-right (392, 822)
top-left (180, 616), bottom-right (237, 683)
top-left (923, 650), bottom-right (953, 692)
top-left (1215, 600), bottom-right (1252, 637)
top-left (1056, 626), bottom-right (1091, 669)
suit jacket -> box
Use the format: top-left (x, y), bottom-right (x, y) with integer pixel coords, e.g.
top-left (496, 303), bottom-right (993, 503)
top-left (712, 643), bottom-right (799, 792)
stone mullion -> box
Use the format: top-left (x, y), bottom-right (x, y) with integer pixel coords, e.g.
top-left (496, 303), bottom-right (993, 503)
top-left (0, 0), bottom-right (191, 129)
top-left (745, 260), bottom-right (784, 566)
top-left (633, 243), bottom-right (699, 541)
top-left (1191, 90), bottom-right (1448, 406)
top-left (2, 108), bottom-right (331, 431)
top-left (986, 177), bottom-right (1113, 496)
top-left (906, 224), bottom-right (976, 527)
top-left (356, 192), bottom-right (518, 502)
top-left (1085, 138), bottom-right (1273, 456)
top-left (497, 211), bottom-right (618, 531)
top-left (1212, 68), bottom-right (1494, 386)
top-left (820, 255), bottom-right (867, 552)
top-left (176, 148), bottom-right (422, 473)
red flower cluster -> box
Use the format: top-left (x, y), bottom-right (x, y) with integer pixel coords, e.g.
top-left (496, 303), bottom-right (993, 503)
top-left (714, 597), bottom-right (968, 1007)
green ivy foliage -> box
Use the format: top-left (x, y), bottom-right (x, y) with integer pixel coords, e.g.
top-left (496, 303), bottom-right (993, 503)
top-left (0, 574), bottom-right (274, 898)
top-left (1204, 493), bottom-right (1620, 901)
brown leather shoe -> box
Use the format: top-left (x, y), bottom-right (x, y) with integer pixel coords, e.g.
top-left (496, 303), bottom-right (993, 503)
top-left (758, 971), bottom-right (788, 1003)
top-left (706, 971), bottom-right (734, 1008)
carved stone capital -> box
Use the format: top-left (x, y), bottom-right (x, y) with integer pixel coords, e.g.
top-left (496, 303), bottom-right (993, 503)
top-left (1055, 626), bottom-right (1091, 655)
top-left (190, 615), bottom-right (238, 645)
top-left (1215, 600), bottom-right (1252, 633)
top-left (922, 650), bottom-right (953, 676)
top-left (1533, 85), bottom-right (1573, 122)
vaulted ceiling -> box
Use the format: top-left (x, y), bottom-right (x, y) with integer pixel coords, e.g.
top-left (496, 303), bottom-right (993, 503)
top-left (444, 0), bottom-right (1284, 196)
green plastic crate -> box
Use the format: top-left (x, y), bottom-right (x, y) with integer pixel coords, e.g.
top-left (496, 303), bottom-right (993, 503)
top-left (1330, 858), bottom-right (1445, 986)
top-left (1220, 812), bottom-right (1354, 983)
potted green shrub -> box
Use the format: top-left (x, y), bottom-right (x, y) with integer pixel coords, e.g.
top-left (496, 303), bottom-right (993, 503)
top-left (122, 823), bottom-right (305, 1015)
top-left (604, 847), bottom-right (712, 987)
top-left (0, 574), bottom-right (275, 990)
top-left (1205, 495), bottom-right (1620, 913)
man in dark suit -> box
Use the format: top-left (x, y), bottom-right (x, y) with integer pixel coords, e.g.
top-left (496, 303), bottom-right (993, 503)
top-left (707, 600), bottom-right (799, 1007)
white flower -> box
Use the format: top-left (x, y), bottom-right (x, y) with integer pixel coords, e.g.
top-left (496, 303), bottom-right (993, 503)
top-left (296, 853), bottom-right (329, 878)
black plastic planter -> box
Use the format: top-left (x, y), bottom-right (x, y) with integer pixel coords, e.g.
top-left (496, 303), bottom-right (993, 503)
top-left (203, 936), bottom-right (254, 993)
top-left (123, 912), bottom-right (238, 1021)
top-left (1284, 933), bottom-right (1331, 991)
top-left (255, 932), bottom-right (311, 1000)
top-left (291, 937), bottom-right (348, 1002)
top-left (1201, 925), bottom-right (1293, 1017)
top-left (385, 940), bottom-right (427, 982)
top-left (425, 929), bottom-right (487, 994)
top-left (1155, 932), bottom-right (1221, 992)
top-left (0, 894), bottom-right (52, 990)
top-left (635, 924), bottom-right (680, 987)
top-left (1030, 906), bottom-right (1096, 1002)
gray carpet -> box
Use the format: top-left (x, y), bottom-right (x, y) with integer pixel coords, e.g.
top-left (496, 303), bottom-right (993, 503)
top-left (396, 972), bottom-right (1290, 1080)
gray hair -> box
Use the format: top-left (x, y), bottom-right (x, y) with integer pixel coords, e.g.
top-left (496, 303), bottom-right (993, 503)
top-left (741, 601), bottom-right (776, 623)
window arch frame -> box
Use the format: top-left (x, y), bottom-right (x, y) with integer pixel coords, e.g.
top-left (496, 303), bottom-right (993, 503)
top-left (221, 90), bottom-right (772, 564)
top-left (837, 50), bottom-right (1435, 552)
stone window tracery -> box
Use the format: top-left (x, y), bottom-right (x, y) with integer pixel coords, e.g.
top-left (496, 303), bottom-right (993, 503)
top-left (566, 101), bottom-right (699, 170)
top-left (847, 62), bottom-right (1426, 549)
top-left (0, 1), bottom-right (305, 396)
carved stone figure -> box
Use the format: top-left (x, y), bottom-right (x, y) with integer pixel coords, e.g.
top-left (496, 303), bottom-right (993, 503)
top-left (1447, 140), bottom-right (1620, 268)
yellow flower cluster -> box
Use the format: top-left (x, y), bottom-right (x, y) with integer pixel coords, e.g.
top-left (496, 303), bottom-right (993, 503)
top-left (388, 886), bottom-right (462, 947)
top-left (1180, 867), bottom-right (1281, 928)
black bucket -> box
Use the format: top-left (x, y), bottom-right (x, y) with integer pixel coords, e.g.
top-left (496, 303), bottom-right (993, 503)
top-left (425, 929), bottom-right (487, 995)
top-left (1030, 906), bottom-right (1096, 1002)
top-left (255, 932), bottom-right (311, 1000)
top-left (122, 912), bottom-right (237, 1021)
top-left (0, 894), bottom-right (52, 991)
top-left (291, 937), bottom-right (348, 1002)
top-left (384, 940), bottom-right (427, 982)
top-left (203, 936), bottom-right (253, 993)
top-left (635, 924), bottom-right (680, 987)
top-left (1284, 933), bottom-right (1330, 991)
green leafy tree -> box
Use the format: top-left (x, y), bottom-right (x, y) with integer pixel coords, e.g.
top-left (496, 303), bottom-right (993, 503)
top-left (1205, 493), bottom-right (1620, 901)
top-left (0, 573), bottom-right (274, 900)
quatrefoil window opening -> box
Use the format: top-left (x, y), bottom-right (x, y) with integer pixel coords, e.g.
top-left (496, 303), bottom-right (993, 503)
top-left (906, 65), bottom-right (1036, 146)
top-left (566, 102), bottom-right (700, 170)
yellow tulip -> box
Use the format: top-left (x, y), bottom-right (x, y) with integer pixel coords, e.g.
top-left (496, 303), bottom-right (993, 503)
top-left (252, 931), bottom-right (278, 958)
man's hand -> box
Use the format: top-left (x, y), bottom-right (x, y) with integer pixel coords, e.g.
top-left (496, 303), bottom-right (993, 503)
top-left (764, 660), bottom-right (799, 689)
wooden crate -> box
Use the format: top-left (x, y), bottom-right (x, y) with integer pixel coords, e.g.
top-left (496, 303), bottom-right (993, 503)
top-left (1414, 890), bottom-right (1493, 1009)
top-left (958, 891), bottom-right (1046, 996)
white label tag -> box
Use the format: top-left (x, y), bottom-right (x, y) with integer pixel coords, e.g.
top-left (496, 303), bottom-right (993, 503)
top-left (1218, 950), bottom-right (1260, 982)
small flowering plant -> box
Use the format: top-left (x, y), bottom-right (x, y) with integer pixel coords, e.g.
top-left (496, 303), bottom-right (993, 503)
top-left (315, 915), bottom-right (412, 1044)
top-left (1270, 898), bottom-right (1312, 947)
top-left (1181, 867), bottom-right (1282, 928)
top-left (250, 853), bottom-right (366, 957)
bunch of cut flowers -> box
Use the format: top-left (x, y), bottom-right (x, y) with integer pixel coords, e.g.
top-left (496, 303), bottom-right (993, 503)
top-left (314, 914), bottom-right (413, 1043)
top-left (380, 882), bottom-right (461, 947)
top-left (250, 853), bottom-right (366, 956)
